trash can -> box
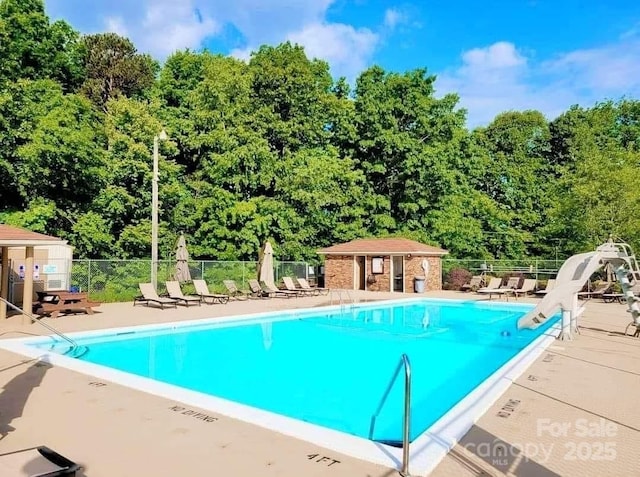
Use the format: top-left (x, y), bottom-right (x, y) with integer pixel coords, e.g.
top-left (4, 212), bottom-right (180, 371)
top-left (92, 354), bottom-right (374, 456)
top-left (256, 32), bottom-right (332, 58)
top-left (414, 276), bottom-right (426, 293)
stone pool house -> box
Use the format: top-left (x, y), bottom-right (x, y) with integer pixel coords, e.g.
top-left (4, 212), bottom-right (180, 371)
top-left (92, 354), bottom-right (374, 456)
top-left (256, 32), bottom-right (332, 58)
top-left (318, 238), bottom-right (448, 293)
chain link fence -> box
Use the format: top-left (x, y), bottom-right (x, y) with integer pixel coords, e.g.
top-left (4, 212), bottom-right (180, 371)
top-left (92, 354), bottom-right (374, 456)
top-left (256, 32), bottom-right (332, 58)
top-left (70, 260), bottom-right (311, 302)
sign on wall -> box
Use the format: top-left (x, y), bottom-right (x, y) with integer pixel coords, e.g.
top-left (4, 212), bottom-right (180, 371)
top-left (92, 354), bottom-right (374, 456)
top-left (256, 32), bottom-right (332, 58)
top-left (372, 257), bottom-right (384, 274)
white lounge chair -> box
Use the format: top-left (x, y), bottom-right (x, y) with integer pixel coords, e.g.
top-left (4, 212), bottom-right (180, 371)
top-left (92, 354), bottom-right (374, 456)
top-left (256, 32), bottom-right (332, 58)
top-left (135, 283), bottom-right (178, 309)
top-left (165, 281), bottom-right (202, 306)
top-left (296, 277), bottom-right (329, 295)
top-left (513, 279), bottom-right (537, 298)
top-left (193, 279), bottom-right (229, 304)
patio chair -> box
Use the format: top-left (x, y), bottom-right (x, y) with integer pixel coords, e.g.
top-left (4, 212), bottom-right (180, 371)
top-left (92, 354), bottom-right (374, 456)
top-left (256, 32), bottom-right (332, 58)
top-left (602, 281), bottom-right (640, 303)
top-left (193, 279), bottom-right (230, 304)
top-left (135, 283), bottom-right (178, 309)
top-left (513, 279), bottom-right (537, 298)
top-left (535, 279), bottom-right (556, 296)
top-left (476, 277), bottom-right (502, 293)
top-left (282, 276), bottom-right (311, 296)
top-left (253, 279), bottom-right (298, 298)
top-left (0, 445), bottom-right (81, 476)
top-left (296, 277), bottom-right (329, 295)
top-left (165, 281), bottom-right (202, 306)
top-left (247, 279), bottom-right (273, 298)
top-left (461, 275), bottom-right (484, 292)
top-left (578, 281), bottom-right (612, 300)
top-left (223, 280), bottom-right (250, 300)
top-left (477, 277), bottom-right (519, 300)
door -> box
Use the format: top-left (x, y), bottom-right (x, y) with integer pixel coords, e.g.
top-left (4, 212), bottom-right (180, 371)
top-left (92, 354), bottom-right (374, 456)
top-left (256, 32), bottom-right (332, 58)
top-left (392, 256), bottom-right (404, 292)
top-left (355, 256), bottom-right (366, 290)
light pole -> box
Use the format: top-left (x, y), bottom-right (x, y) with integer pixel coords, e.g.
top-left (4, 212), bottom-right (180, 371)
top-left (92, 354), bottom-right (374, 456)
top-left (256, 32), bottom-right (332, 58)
top-left (151, 129), bottom-right (167, 290)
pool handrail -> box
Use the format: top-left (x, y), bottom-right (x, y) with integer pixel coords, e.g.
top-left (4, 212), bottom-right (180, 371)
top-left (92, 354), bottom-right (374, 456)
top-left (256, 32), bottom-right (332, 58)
top-left (0, 296), bottom-right (84, 355)
top-left (369, 353), bottom-right (413, 476)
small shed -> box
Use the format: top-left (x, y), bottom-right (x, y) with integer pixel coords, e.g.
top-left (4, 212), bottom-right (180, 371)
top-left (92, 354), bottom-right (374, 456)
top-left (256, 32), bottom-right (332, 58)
top-left (0, 224), bottom-right (69, 321)
top-left (318, 238), bottom-right (448, 293)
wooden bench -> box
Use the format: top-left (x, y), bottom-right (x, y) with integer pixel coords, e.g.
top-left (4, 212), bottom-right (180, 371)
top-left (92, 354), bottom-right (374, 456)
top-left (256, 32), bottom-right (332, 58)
top-left (35, 291), bottom-right (101, 319)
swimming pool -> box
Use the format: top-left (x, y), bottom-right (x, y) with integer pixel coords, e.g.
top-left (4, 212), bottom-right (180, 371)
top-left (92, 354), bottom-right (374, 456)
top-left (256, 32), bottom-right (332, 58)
top-left (3, 298), bottom-right (560, 474)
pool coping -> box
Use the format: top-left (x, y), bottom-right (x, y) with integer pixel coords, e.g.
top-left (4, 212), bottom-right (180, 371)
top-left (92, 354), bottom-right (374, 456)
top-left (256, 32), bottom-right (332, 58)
top-left (0, 297), bottom-right (560, 475)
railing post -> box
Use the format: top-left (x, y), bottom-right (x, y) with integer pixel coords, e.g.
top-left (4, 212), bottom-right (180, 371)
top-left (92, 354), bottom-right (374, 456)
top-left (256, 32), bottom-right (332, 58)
top-left (400, 354), bottom-right (412, 477)
top-left (87, 258), bottom-right (91, 294)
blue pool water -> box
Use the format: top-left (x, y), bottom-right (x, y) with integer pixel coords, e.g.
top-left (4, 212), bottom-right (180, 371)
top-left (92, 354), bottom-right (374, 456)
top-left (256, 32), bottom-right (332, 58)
top-left (34, 299), bottom-right (558, 443)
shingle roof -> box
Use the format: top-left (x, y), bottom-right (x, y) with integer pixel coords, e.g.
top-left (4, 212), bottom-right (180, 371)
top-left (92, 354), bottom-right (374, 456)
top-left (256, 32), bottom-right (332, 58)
top-left (0, 224), bottom-right (65, 246)
top-left (318, 238), bottom-right (448, 256)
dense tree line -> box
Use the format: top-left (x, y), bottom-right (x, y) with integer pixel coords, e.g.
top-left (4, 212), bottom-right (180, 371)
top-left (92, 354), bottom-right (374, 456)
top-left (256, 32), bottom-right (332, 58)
top-left (1, 0), bottom-right (639, 262)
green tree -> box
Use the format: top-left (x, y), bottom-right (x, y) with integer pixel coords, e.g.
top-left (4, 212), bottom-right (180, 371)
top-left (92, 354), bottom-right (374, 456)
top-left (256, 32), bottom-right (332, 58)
top-left (0, 0), bottom-right (83, 89)
top-left (548, 100), bottom-right (640, 253)
top-left (80, 33), bottom-right (157, 110)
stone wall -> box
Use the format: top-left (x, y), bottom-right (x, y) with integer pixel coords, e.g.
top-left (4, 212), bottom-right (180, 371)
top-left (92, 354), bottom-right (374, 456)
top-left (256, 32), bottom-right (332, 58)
top-left (404, 256), bottom-right (442, 292)
top-left (324, 255), bottom-right (353, 289)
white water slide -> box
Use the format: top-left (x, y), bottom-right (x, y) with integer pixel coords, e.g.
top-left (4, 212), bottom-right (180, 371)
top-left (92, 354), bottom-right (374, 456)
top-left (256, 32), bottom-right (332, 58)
top-left (517, 240), bottom-right (640, 339)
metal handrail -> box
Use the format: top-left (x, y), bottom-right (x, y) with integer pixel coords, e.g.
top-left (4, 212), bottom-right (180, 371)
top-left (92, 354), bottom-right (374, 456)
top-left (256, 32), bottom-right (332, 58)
top-left (329, 289), bottom-right (356, 308)
top-left (369, 353), bottom-right (413, 476)
top-left (0, 296), bottom-right (80, 351)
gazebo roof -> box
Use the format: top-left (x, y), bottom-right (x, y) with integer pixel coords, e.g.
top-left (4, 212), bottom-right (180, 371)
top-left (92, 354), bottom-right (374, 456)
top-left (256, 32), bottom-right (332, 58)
top-left (318, 238), bottom-right (448, 256)
top-left (0, 224), bottom-right (66, 247)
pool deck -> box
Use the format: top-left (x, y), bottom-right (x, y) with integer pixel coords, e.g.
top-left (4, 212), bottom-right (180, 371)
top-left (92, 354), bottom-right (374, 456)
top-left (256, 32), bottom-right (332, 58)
top-left (0, 290), bottom-right (638, 476)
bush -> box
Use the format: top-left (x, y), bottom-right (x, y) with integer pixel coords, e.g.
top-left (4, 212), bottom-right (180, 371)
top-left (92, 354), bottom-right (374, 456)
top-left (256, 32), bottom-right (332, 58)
top-left (444, 268), bottom-right (472, 290)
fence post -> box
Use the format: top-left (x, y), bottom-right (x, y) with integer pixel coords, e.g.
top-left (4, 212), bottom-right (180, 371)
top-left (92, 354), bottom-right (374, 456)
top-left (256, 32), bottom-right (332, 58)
top-left (87, 259), bottom-right (91, 294)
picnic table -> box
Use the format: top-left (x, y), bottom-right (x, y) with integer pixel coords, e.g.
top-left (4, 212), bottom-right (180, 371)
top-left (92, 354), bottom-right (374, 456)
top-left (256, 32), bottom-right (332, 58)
top-left (35, 290), bottom-right (101, 319)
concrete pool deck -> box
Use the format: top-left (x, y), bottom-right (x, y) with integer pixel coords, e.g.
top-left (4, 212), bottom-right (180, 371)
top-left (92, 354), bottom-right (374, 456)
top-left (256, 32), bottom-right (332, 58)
top-left (0, 291), bottom-right (638, 476)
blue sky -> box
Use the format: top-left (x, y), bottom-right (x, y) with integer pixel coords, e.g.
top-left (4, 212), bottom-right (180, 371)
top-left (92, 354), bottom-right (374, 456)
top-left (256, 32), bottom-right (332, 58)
top-left (46, 0), bottom-right (640, 127)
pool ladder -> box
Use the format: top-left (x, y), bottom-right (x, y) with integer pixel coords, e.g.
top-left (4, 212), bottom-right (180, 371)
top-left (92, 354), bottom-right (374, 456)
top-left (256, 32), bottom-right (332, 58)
top-left (369, 353), bottom-right (414, 477)
top-left (0, 296), bottom-right (87, 357)
top-left (328, 288), bottom-right (357, 312)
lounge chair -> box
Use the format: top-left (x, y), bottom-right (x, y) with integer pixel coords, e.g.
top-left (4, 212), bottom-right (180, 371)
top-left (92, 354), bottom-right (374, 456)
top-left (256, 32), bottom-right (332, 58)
top-left (578, 282), bottom-right (612, 300)
top-left (535, 279), bottom-right (556, 296)
top-left (461, 275), bottom-right (484, 292)
top-left (476, 277), bottom-right (502, 293)
top-left (0, 445), bottom-right (81, 476)
top-left (135, 283), bottom-right (178, 309)
top-left (513, 279), bottom-right (537, 298)
top-left (247, 279), bottom-right (271, 298)
top-left (250, 279), bottom-right (297, 298)
top-left (223, 280), bottom-right (250, 300)
top-left (282, 277), bottom-right (311, 296)
top-left (296, 277), bottom-right (329, 295)
top-left (477, 277), bottom-right (519, 300)
top-left (193, 279), bottom-right (229, 304)
top-left (165, 281), bottom-right (202, 306)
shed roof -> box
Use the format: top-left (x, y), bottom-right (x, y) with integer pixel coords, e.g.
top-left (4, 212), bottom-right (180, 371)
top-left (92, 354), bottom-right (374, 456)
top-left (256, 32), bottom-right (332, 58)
top-left (0, 224), bottom-right (67, 247)
top-left (318, 238), bottom-right (448, 256)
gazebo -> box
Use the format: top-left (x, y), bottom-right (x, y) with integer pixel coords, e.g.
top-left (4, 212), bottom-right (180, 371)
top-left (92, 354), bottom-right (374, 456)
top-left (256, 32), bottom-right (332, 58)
top-left (318, 237), bottom-right (448, 293)
top-left (0, 224), bottom-right (67, 321)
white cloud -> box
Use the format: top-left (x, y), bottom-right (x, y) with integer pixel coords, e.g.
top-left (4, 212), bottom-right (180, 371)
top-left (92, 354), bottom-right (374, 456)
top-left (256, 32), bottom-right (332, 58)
top-left (461, 42), bottom-right (526, 69)
top-left (137, 1), bottom-right (219, 57)
top-left (104, 16), bottom-right (128, 37)
top-left (45, 0), bottom-right (381, 78)
top-left (47, 0), bottom-right (220, 58)
top-left (383, 8), bottom-right (406, 29)
top-left (437, 37), bottom-right (640, 128)
top-left (287, 23), bottom-right (378, 78)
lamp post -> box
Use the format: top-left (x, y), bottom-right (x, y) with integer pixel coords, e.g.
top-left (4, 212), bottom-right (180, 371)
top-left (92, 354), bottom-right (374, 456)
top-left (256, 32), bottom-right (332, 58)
top-left (151, 129), bottom-right (167, 290)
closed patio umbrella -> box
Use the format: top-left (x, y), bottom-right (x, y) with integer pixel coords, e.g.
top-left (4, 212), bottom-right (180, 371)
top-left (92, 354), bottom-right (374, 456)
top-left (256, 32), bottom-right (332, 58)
top-left (174, 233), bottom-right (192, 283)
top-left (257, 240), bottom-right (275, 285)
